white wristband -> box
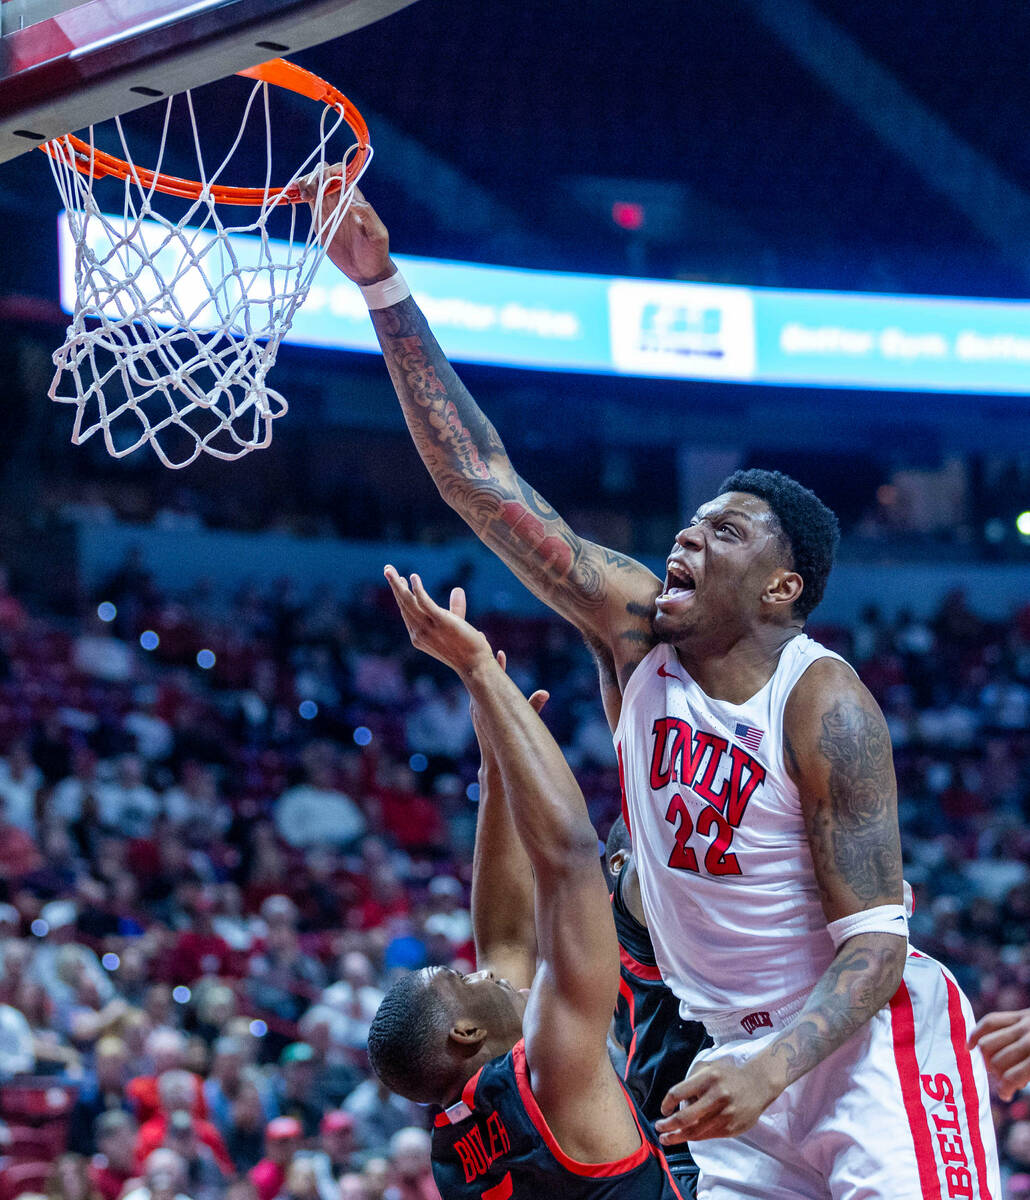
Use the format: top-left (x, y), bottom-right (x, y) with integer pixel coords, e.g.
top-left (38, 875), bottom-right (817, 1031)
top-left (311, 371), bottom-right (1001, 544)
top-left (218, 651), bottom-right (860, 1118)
top-left (359, 271), bottom-right (411, 310)
top-left (827, 903), bottom-right (908, 950)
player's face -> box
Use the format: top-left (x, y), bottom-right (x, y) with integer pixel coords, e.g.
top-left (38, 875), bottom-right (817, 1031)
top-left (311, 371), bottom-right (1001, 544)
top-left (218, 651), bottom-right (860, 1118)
top-left (427, 966), bottom-right (528, 1044)
top-left (654, 492), bottom-right (788, 644)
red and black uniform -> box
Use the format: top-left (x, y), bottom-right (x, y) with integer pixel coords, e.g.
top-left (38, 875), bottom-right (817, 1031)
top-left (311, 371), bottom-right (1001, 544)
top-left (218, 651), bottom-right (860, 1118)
top-left (612, 866), bottom-right (710, 1199)
top-left (432, 1039), bottom-right (683, 1199)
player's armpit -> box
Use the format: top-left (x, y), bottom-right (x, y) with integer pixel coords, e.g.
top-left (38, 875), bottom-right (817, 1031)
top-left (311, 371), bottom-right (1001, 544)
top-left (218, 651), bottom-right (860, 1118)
top-left (784, 657), bottom-right (903, 917)
top-left (369, 296), bottom-right (660, 666)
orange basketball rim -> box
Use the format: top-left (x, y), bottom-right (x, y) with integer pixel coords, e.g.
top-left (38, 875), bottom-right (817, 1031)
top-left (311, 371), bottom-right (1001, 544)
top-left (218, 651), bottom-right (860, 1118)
top-left (40, 58), bottom-right (370, 205)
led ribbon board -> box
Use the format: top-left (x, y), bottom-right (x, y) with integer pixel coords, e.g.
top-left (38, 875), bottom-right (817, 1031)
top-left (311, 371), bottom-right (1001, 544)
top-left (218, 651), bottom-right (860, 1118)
top-left (58, 212), bottom-right (1030, 395)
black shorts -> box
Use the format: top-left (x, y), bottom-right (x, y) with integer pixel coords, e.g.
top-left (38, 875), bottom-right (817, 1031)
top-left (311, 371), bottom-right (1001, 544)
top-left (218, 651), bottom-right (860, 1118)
top-left (671, 1160), bottom-right (699, 1199)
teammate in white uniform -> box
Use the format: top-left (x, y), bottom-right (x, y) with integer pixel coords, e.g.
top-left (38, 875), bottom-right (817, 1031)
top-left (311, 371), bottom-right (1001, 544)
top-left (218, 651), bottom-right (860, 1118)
top-left (308, 187), bottom-right (1001, 1198)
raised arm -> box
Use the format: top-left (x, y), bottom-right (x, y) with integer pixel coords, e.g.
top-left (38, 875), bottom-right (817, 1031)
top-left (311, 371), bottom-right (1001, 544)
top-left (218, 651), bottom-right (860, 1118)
top-left (658, 658), bottom-right (907, 1142)
top-left (306, 182), bottom-right (660, 686)
top-left (384, 567), bottom-right (642, 1159)
top-left (468, 650), bottom-right (544, 990)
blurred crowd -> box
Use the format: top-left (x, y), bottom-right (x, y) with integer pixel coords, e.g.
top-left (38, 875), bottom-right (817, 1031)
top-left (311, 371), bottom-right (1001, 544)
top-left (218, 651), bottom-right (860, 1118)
top-left (0, 553), bottom-right (1029, 1198)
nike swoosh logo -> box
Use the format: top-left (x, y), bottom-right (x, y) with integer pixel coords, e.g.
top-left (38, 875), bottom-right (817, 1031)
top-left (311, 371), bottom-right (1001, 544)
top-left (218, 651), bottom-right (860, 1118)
top-left (657, 664), bottom-right (684, 681)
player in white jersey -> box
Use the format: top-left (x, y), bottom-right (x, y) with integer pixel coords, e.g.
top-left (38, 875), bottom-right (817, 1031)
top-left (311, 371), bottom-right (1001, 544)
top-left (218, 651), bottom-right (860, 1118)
top-left (307, 185), bottom-right (1001, 1198)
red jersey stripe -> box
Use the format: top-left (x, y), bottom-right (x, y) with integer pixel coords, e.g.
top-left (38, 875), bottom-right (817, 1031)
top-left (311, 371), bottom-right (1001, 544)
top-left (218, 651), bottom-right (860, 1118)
top-left (944, 974), bottom-right (994, 1200)
top-left (461, 1065), bottom-right (486, 1112)
top-left (617, 741), bottom-right (631, 838)
top-left (890, 981), bottom-right (943, 1199)
top-left (617, 975), bottom-right (640, 1074)
top-left (511, 1040), bottom-right (650, 1177)
top-left (619, 943), bottom-right (664, 982)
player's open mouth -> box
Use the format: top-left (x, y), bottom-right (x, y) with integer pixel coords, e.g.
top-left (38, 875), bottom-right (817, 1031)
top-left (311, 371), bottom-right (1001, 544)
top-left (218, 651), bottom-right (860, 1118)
top-left (656, 560), bottom-right (697, 611)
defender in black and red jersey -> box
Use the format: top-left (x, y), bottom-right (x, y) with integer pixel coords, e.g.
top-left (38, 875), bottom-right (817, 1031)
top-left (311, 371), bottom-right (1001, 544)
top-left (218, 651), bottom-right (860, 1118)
top-left (606, 816), bottom-right (709, 1200)
top-left (368, 568), bottom-right (682, 1200)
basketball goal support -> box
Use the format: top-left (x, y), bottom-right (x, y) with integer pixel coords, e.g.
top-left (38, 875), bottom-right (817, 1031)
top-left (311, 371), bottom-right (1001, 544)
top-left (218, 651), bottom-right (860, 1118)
top-left (0, 0), bottom-right (419, 163)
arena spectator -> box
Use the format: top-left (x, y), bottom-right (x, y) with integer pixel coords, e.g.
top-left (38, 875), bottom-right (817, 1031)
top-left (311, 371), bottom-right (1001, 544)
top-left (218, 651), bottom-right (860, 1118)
top-left (0, 792), bottom-right (43, 880)
top-left (0, 739), bottom-right (44, 836)
top-left (1007, 1119), bottom-right (1030, 1176)
top-left (403, 679), bottom-right (473, 768)
top-left (73, 615), bottom-right (136, 683)
top-left (246, 898), bottom-right (325, 1025)
top-left (128, 1030), bottom-right (207, 1123)
top-left (122, 1148), bottom-right (193, 1200)
top-left (336, 1176), bottom-right (369, 1200)
top-left (273, 743), bottom-right (365, 850)
top-left (169, 893), bottom-right (235, 983)
top-left (340, 1079), bottom-right (424, 1156)
top-left (319, 952), bottom-right (383, 1056)
top-left (0, 999), bottom-right (35, 1078)
top-left (46, 1152), bottom-right (104, 1200)
top-left (204, 1037), bottom-right (254, 1135)
top-left (269, 1044), bottom-right (324, 1139)
top-left (370, 763), bottom-right (445, 856)
top-left (278, 1159), bottom-right (320, 1200)
top-left (89, 1112), bottom-right (140, 1200)
top-left (68, 1035), bottom-right (133, 1154)
top-left (211, 885), bottom-right (262, 955)
top-left (305, 1005), bottom-right (364, 1092)
top-left (162, 1110), bottom-right (229, 1200)
top-left (135, 1070), bottom-right (234, 1176)
top-left (223, 1076), bottom-right (271, 1173)
top-left (31, 900), bottom-right (115, 1009)
top-left (421, 877), bottom-right (471, 950)
top-left (386, 1129), bottom-right (438, 1200)
top-left (164, 762), bottom-right (231, 841)
top-left (99, 755), bottom-right (161, 838)
top-left (193, 983), bottom-right (240, 1047)
top-left (303, 1111), bottom-right (361, 1200)
top-left (249, 1117), bottom-right (303, 1200)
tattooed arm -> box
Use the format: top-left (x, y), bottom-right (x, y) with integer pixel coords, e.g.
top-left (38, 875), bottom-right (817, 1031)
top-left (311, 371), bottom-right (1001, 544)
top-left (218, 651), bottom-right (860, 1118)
top-left (657, 658), bottom-right (906, 1142)
top-left (306, 185), bottom-right (660, 689)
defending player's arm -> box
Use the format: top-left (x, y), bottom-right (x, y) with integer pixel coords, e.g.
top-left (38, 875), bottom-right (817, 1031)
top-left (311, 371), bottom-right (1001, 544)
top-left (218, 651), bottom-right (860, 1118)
top-left (468, 650), bottom-right (544, 991)
top-left (384, 567), bottom-right (643, 1160)
top-left (969, 1009), bottom-right (1030, 1101)
top-left (307, 183), bottom-right (660, 689)
top-left (658, 659), bottom-right (907, 1142)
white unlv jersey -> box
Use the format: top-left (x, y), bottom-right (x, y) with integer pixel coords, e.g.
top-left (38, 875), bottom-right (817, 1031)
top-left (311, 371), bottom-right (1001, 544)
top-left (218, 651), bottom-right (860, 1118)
top-left (613, 634), bottom-right (852, 1023)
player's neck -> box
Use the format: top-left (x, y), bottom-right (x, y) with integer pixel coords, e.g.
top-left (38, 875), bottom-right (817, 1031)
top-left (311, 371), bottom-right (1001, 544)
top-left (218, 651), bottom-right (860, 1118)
top-left (675, 626), bottom-right (801, 704)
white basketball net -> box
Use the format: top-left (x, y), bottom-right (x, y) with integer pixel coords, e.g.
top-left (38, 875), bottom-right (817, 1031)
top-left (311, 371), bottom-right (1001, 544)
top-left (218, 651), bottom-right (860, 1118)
top-left (46, 80), bottom-right (370, 468)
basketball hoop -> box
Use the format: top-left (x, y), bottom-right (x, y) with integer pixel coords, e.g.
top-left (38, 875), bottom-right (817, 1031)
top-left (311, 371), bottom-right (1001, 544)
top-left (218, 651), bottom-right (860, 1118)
top-left (43, 59), bottom-right (371, 469)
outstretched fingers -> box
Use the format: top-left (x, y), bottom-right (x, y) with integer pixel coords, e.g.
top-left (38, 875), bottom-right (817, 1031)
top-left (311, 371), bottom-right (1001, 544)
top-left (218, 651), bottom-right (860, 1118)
top-left (383, 564), bottom-right (420, 634)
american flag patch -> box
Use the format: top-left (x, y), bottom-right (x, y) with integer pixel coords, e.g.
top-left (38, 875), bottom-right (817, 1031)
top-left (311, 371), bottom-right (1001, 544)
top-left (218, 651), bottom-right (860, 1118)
top-left (735, 722), bottom-right (764, 751)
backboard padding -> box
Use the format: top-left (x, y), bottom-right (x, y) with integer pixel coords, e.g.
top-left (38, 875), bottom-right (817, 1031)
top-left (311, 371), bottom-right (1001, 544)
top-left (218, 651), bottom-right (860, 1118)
top-left (0, 0), bottom-right (419, 163)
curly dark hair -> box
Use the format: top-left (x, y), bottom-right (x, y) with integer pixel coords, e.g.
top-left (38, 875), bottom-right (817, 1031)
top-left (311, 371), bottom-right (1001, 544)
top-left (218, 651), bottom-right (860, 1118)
top-left (367, 971), bottom-right (455, 1104)
top-left (718, 468), bottom-right (840, 620)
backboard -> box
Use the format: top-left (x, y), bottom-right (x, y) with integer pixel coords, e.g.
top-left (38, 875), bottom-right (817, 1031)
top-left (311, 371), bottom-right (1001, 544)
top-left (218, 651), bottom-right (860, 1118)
top-left (0, 0), bottom-right (418, 163)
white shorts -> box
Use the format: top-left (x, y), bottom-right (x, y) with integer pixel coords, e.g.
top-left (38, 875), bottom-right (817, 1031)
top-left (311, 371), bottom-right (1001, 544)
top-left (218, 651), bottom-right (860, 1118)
top-left (689, 950), bottom-right (1001, 1200)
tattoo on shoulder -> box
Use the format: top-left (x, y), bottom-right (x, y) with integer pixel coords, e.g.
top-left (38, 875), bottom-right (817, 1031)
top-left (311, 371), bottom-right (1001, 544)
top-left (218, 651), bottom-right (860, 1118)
top-left (811, 699), bottom-right (901, 904)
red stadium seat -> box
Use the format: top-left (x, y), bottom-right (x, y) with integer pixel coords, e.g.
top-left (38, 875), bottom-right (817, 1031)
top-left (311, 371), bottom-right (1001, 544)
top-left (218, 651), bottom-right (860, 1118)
top-left (0, 1161), bottom-right (52, 1200)
top-left (0, 1080), bottom-right (78, 1122)
top-left (5, 1122), bottom-right (67, 1160)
